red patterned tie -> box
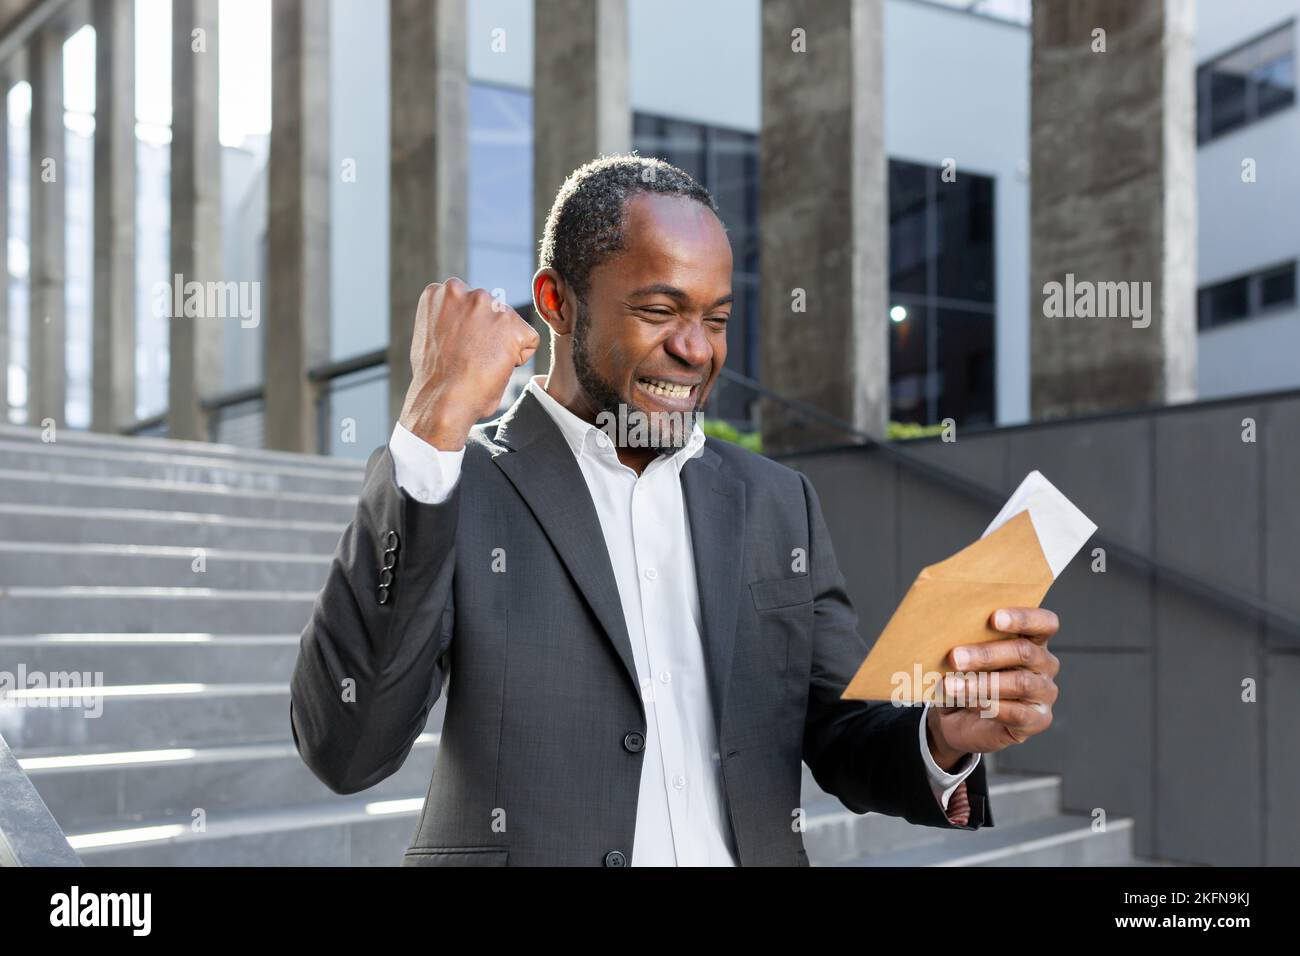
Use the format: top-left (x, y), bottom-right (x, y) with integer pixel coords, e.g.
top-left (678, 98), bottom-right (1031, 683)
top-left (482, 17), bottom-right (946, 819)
top-left (945, 780), bottom-right (971, 826)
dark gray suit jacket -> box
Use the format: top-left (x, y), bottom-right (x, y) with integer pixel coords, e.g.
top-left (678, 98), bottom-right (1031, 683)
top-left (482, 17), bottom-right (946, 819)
top-left (290, 387), bottom-right (992, 866)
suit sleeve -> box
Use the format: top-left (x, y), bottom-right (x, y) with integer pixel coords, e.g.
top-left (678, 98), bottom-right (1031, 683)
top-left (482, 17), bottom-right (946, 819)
top-left (290, 443), bottom-right (459, 794)
top-left (797, 470), bottom-right (993, 830)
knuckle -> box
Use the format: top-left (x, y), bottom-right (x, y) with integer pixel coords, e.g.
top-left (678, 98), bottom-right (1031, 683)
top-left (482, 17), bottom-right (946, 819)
top-left (1017, 639), bottom-right (1035, 664)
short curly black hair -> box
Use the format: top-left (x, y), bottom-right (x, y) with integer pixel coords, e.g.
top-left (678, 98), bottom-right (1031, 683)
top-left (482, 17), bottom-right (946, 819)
top-left (539, 153), bottom-right (722, 305)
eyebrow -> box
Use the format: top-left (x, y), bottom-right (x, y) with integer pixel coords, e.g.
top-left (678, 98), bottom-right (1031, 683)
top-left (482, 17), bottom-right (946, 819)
top-left (628, 283), bottom-right (734, 309)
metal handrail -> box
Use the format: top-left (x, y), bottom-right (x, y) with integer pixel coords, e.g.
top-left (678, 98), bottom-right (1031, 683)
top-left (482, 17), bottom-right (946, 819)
top-left (0, 731), bottom-right (81, 866)
top-left (307, 348), bottom-right (387, 383)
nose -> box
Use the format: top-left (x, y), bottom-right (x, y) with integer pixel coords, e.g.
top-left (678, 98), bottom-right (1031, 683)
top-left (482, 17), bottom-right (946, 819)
top-left (664, 320), bottom-right (713, 372)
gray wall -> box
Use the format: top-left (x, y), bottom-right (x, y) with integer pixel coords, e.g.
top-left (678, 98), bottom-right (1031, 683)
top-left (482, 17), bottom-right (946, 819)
top-left (781, 389), bottom-right (1300, 865)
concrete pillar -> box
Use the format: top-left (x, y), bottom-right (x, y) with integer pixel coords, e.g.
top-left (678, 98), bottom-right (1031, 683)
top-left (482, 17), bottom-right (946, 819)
top-left (759, 0), bottom-right (887, 452)
top-left (91, 0), bottom-right (136, 433)
top-left (388, 0), bottom-right (467, 425)
top-left (532, 0), bottom-right (629, 375)
top-left (168, 0), bottom-right (222, 441)
top-left (1030, 0), bottom-right (1197, 419)
top-left (28, 27), bottom-right (65, 429)
top-left (264, 0), bottom-right (329, 453)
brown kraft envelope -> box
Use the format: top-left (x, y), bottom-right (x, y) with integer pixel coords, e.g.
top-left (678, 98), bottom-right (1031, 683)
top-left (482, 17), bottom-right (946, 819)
top-left (841, 509), bottom-right (1054, 703)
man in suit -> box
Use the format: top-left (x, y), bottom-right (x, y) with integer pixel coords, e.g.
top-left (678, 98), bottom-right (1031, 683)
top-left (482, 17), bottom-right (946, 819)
top-left (290, 155), bottom-right (1063, 866)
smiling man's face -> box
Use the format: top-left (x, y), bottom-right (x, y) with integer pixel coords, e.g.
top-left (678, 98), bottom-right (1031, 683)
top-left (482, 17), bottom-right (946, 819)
top-left (567, 192), bottom-right (734, 457)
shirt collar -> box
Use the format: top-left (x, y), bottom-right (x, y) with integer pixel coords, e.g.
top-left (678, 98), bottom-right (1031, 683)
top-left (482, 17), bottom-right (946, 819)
top-left (524, 375), bottom-right (707, 471)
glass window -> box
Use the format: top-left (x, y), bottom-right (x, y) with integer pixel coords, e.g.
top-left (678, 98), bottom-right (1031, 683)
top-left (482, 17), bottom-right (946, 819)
top-left (1259, 263), bottom-right (1296, 309)
top-left (889, 161), bottom-right (929, 297)
top-left (1198, 262), bottom-right (1296, 330)
top-left (888, 159), bottom-right (996, 427)
top-left (935, 307), bottom-right (996, 428)
top-left (1198, 22), bottom-right (1296, 143)
top-left (1200, 276), bottom-right (1250, 328)
top-left (468, 83), bottom-right (534, 309)
top-left (935, 170), bottom-right (995, 304)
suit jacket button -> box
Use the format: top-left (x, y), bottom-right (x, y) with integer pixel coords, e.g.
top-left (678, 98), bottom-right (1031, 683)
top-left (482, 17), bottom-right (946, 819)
top-left (603, 850), bottom-right (627, 867)
top-left (623, 732), bottom-right (645, 753)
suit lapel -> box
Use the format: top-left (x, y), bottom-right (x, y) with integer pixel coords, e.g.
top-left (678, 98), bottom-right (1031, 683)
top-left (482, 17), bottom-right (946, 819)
top-left (492, 391), bottom-right (642, 707)
top-left (491, 387), bottom-right (749, 734)
top-left (681, 447), bottom-right (747, 736)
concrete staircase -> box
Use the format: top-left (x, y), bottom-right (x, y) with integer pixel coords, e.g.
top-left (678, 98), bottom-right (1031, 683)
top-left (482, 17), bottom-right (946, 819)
top-left (801, 763), bottom-right (1141, 866)
top-left (0, 424), bottom-right (1140, 865)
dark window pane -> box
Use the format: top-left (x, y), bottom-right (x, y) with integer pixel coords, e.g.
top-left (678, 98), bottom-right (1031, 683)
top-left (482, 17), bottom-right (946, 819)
top-left (888, 303), bottom-right (931, 425)
top-left (1254, 53), bottom-right (1295, 117)
top-left (1199, 23), bottom-right (1296, 142)
top-left (935, 171), bottom-right (995, 303)
top-left (1204, 276), bottom-right (1251, 327)
top-left (889, 159), bottom-right (930, 296)
top-left (935, 308), bottom-right (995, 428)
top-left (633, 115), bottom-right (706, 183)
top-left (888, 159), bottom-right (996, 426)
top-left (1209, 64), bottom-right (1251, 136)
top-left (1259, 263), bottom-right (1296, 309)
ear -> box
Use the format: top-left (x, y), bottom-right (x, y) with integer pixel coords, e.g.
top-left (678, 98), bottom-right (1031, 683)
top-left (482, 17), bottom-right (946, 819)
top-left (532, 269), bottom-right (572, 336)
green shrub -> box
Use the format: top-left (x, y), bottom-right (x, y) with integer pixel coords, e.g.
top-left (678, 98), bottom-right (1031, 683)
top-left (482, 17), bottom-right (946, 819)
top-left (887, 421), bottom-right (946, 441)
top-left (700, 418), bottom-right (763, 453)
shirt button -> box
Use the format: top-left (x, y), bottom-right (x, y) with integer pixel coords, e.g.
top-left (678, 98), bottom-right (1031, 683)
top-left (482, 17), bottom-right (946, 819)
top-left (659, 671), bottom-right (671, 684)
top-left (643, 568), bottom-right (657, 581)
top-left (672, 775), bottom-right (686, 790)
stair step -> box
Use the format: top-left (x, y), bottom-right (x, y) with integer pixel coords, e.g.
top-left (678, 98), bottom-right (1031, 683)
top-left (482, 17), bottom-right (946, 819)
top-left (0, 587), bottom-right (318, 634)
top-left (838, 814), bottom-right (1135, 866)
top-left (68, 793), bottom-right (424, 866)
top-left (801, 772), bottom-right (1064, 865)
top-left (0, 423), bottom-right (367, 474)
top-left (3, 681), bottom-right (447, 756)
top-left (24, 733), bottom-right (440, 831)
top-left (0, 634), bottom-right (304, 683)
top-left (0, 468), bottom-right (358, 523)
top-left (0, 438), bottom-right (367, 495)
top-left (0, 503), bottom-right (344, 552)
top-left (0, 543), bottom-right (331, 590)
top-left (1, 682), bottom-right (293, 753)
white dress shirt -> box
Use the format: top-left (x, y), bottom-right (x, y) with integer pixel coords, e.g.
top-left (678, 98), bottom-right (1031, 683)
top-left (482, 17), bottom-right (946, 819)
top-left (388, 375), bottom-right (979, 864)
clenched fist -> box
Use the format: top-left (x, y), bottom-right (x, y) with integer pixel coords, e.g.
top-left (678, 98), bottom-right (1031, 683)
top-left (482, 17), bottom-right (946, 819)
top-left (398, 279), bottom-right (540, 451)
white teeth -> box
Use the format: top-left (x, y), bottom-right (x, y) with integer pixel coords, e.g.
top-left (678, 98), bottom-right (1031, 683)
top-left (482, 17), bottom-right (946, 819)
top-left (639, 378), bottom-right (692, 399)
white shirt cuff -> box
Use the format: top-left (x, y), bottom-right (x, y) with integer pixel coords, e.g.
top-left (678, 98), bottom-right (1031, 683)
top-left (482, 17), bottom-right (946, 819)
top-left (388, 421), bottom-right (466, 505)
top-left (919, 701), bottom-right (981, 811)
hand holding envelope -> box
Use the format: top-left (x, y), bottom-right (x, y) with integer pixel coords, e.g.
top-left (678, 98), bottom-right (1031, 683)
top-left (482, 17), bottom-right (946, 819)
top-left (841, 470), bottom-right (1098, 705)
